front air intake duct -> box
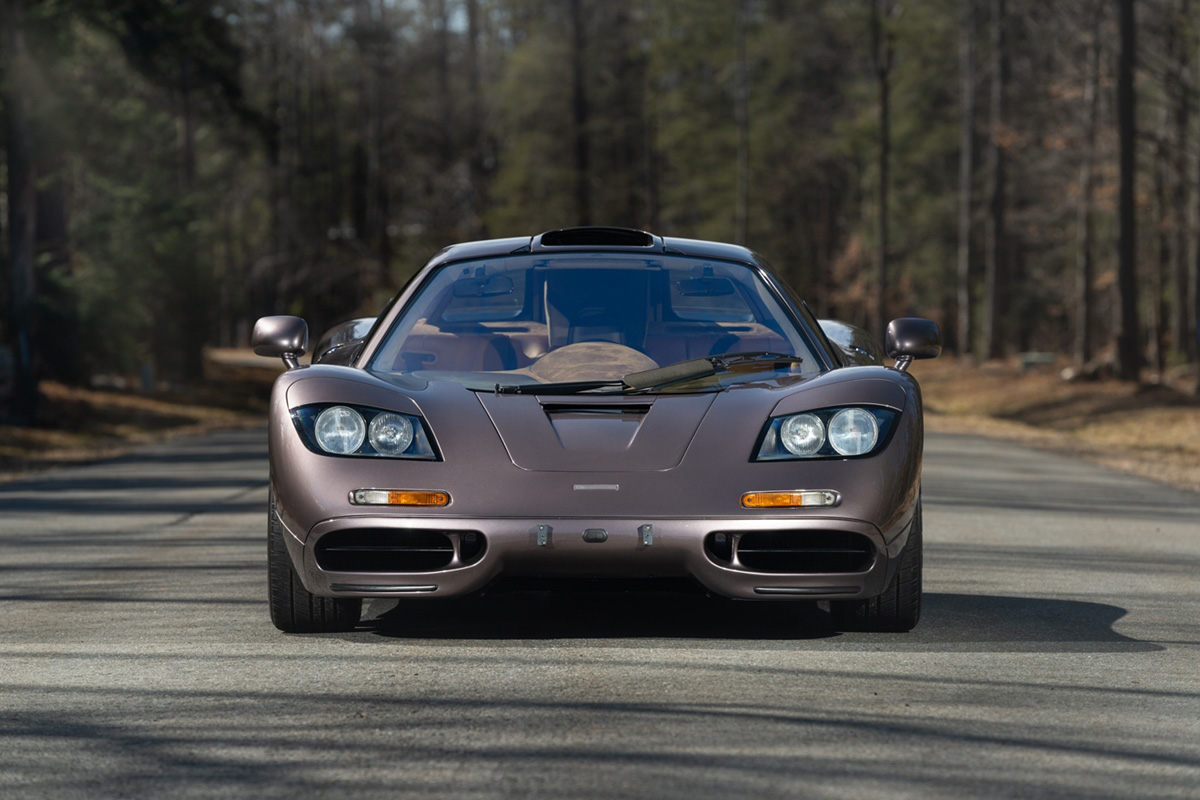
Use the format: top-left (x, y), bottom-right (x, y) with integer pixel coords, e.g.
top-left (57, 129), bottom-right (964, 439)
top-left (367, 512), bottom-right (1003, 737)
top-left (704, 530), bottom-right (875, 574)
top-left (315, 529), bottom-right (486, 573)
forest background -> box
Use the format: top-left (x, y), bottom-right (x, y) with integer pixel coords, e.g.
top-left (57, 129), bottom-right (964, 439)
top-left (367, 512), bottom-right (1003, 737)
top-left (2, 0), bottom-right (1198, 424)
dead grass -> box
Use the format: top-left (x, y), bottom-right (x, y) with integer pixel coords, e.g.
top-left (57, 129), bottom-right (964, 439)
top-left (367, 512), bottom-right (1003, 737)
top-left (0, 381), bottom-right (263, 481)
top-left (913, 357), bottom-right (1200, 493)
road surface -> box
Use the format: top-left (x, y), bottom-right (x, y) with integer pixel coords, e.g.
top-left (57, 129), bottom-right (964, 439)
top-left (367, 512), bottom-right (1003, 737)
top-left (1, 428), bottom-right (1198, 798)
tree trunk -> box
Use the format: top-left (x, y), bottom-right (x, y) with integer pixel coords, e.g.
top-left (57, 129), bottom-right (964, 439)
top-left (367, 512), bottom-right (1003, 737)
top-left (571, 0), bottom-right (591, 225)
top-left (1074, 6), bottom-right (1100, 367)
top-left (2, 0), bottom-right (38, 423)
top-left (734, 0), bottom-right (749, 245)
top-left (956, 0), bottom-right (975, 358)
top-left (870, 0), bottom-right (894, 340)
top-left (1195, 84), bottom-right (1200, 391)
top-left (465, 0), bottom-right (488, 238)
top-left (1115, 0), bottom-right (1140, 382)
top-left (1170, 0), bottom-right (1192, 363)
top-left (1152, 132), bottom-right (1168, 375)
top-left (982, 0), bottom-right (1007, 360)
top-left (177, 54), bottom-right (206, 381)
top-left (263, 0), bottom-right (283, 320)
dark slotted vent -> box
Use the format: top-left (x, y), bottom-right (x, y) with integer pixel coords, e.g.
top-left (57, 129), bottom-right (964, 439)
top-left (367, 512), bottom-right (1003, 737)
top-left (316, 529), bottom-right (486, 573)
top-left (705, 530), bottom-right (875, 574)
top-left (540, 227), bottom-right (654, 247)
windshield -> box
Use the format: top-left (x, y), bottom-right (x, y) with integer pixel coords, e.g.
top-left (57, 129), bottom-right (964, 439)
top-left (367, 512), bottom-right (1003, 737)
top-left (368, 253), bottom-right (820, 392)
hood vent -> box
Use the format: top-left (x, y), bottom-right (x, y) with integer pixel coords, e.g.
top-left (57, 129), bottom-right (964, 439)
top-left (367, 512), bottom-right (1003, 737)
top-left (477, 391), bottom-right (716, 471)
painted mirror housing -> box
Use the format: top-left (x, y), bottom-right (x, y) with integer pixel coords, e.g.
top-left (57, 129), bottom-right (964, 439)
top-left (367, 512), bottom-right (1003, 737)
top-left (253, 315), bottom-right (309, 369)
top-left (885, 318), bottom-right (941, 371)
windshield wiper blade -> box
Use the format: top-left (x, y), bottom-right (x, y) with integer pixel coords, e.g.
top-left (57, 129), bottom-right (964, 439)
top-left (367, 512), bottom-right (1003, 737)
top-left (717, 351), bottom-right (806, 367)
top-left (623, 358), bottom-right (718, 391)
top-left (495, 352), bottom-right (804, 395)
top-left (623, 352), bottom-right (803, 393)
top-left (494, 379), bottom-right (625, 395)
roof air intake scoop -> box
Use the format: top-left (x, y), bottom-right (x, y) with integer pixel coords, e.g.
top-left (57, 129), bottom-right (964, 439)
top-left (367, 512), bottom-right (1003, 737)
top-left (538, 227), bottom-right (656, 248)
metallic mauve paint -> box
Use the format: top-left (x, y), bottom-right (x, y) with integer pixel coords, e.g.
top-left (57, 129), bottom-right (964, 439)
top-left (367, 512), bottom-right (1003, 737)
top-left (264, 232), bottom-right (931, 604)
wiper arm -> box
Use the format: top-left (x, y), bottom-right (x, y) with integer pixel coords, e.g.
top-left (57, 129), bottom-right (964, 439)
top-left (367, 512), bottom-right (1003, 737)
top-left (495, 352), bottom-right (804, 395)
top-left (717, 351), bottom-right (805, 368)
top-left (623, 358), bottom-right (718, 391)
top-left (623, 352), bottom-right (803, 392)
top-left (492, 381), bottom-right (624, 395)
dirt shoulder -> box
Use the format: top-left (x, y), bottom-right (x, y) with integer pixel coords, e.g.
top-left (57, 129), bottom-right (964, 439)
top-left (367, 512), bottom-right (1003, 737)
top-left (0, 379), bottom-right (266, 482)
top-left (3, 354), bottom-right (1199, 493)
top-left (912, 358), bottom-right (1200, 494)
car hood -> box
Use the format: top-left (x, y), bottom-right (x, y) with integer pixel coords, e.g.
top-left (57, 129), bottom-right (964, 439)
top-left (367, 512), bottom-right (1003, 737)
top-left (274, 364), bottom-right (921, 526)
top-left (475, 392), bottom-right (717, 472)
top-left (284, 365), bottom-right (911, 478)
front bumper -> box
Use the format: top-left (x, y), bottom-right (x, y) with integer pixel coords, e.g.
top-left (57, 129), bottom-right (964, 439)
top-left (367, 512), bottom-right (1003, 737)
top-left (278, 511), bottom-right (915, 601)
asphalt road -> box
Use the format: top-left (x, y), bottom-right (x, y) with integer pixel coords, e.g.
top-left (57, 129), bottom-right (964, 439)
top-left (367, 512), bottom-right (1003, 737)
top-left (2, 428), bottom-right (1199, 799)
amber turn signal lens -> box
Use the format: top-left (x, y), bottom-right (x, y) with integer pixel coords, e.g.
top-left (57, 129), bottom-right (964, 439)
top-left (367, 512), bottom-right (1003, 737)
top-left (390, 491), bottom-right (450, 506)
top-left (741, 490), bottom-right (837, 508)
top-left (351, 489), bottom-right (450, 506)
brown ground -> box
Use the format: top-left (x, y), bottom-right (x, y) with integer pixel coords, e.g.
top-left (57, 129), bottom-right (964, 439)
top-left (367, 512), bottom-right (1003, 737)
top-left (0, 367), bottom-right (268, 481)
top-left (2, 353), bottom-right (1199, 492)
top-left (913, 357), bottom-right (1200, 493)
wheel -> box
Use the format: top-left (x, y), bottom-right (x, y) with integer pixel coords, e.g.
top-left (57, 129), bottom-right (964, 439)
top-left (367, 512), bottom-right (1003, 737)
top-left (268, 490), bottom-right (361, 633)
top-left (830, 499), bottom-right (922, 632)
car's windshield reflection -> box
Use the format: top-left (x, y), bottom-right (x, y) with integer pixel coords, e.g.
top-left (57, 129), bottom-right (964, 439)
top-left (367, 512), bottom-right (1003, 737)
top-left (369, 255), bottom-right (817, 391)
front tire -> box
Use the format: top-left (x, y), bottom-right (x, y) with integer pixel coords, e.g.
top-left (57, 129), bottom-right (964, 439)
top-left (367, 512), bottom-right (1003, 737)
top-left (830, 500), bottom-right (922, 632)
top-left (268, 490), bottom-right (362, 633)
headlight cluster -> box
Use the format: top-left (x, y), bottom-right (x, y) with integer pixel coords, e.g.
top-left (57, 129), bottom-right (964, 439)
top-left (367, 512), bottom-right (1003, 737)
top-left (754, 407), bottom-right (897, 461)
top-left (293, 405), bottom-right (438, 459)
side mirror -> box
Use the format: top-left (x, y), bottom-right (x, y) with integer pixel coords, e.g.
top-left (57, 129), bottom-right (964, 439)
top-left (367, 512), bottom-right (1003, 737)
top-left (252, 316), bottom-right (309, 370)
top-left (885, 318), bottom-right (941, 372)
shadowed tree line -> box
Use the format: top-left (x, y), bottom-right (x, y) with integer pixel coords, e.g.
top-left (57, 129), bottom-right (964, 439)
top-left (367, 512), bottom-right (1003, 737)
top-left (2, 0), bottom-right (1198, 422)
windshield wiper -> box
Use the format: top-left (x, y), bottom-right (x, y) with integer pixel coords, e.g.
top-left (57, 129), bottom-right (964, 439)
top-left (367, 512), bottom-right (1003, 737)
top-left (494, 379), bottom-right (625, 395)
top-left (716, 351), bottom-right (806, 368)
top-left (493, 352), bottom-right (803, 396)
top-left (623, 352), bottom-right (803, 392)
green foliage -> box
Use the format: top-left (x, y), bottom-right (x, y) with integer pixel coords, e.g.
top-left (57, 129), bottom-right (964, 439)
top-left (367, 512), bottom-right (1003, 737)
top-left (1, 0), bottom-right (1194, 385)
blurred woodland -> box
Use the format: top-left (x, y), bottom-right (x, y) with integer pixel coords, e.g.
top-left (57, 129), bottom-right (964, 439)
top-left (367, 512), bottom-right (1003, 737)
top-left (2, 0), bottom-right (1199, 423)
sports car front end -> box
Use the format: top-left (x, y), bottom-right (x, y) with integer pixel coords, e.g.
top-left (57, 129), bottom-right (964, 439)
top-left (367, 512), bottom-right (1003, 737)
top-left (255, 227), bottom-right (939, 633)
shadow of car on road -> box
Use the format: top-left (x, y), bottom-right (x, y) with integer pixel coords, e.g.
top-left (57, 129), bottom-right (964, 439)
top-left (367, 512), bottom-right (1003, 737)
top-left (349, 590), bottom-right (1159, 653)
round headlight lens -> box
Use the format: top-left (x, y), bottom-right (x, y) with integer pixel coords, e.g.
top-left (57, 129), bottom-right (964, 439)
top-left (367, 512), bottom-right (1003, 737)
top-left (314, 406), bottom-right (366, 454)
top-left (369, 412), bottom-right (414, 455)
top-left (780, 413), bottom-right (826, 456)
top-left (828, 408), bottom-right (880, 456)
